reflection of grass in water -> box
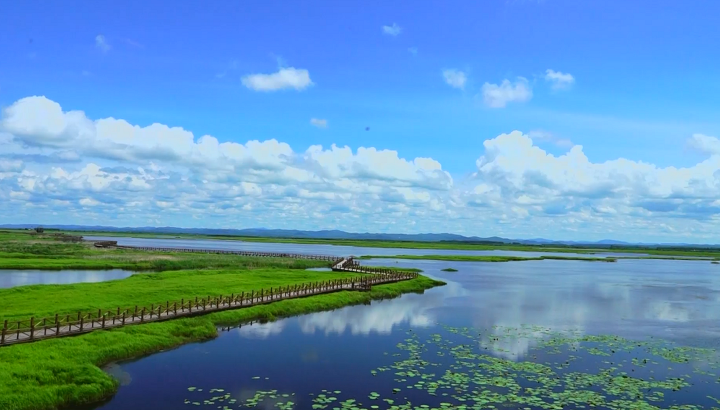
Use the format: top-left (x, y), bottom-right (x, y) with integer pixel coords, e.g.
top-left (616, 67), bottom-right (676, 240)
top-left (187, 325), bottom-right (720, 410)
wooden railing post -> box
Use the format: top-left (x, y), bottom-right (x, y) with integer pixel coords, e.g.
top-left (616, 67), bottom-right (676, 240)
top-left (1, 320), bottom-right (7, 344)
top-left (29, 317), bottom-right (35, 340)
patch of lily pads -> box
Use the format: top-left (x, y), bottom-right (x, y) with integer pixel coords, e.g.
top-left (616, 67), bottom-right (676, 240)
top-left (183, 324), bottom-right (720, 410)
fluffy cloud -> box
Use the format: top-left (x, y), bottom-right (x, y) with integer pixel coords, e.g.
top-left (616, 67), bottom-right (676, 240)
top-left (382, 23), bottom-right (402, 36)
top-left (0, 159), bottom-right (23, 173)
top-left (442, 69), bottom-right (467, 90)
top-left (528, 130), bottom-right (573, 148)
top-left (241, 67), bottom-right (313, 91)
top-left (0, 96), bottom-right (455, 231)
top-left (688, 133), bottom-right (720, 156)
top-left (480, 77), bottom-right (532, 108)
top-left (544, 69), bottom-right (575, 90)
top-left (470, 131), bottom-right (720, 227)
top-left (2, 95), bottom-right (720, 242)
top-left (310, 118), bottom-right (328, 129)
top-left (95, 35), bottom-right (110, 53)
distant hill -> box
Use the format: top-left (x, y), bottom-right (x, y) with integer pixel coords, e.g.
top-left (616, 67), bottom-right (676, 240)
top-left (1, 223), bottom-right (717, 248)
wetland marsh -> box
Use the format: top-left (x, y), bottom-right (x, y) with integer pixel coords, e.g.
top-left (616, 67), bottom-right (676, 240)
top-left (2, 231), bottom-right (719, 410)
top-left (88, 257), bottom-right (720, 410)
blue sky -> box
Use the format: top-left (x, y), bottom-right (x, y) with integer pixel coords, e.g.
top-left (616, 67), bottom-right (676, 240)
top-left (1, 0), bottom-right (720, 242)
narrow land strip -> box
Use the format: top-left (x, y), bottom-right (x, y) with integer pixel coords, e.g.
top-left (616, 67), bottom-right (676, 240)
top-left (0, 257), bottom-right (415, 346)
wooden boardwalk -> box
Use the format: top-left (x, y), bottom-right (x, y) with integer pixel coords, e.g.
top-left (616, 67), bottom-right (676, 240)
top-left (114, 244), bottom-right (342, 263)
top-left (0, 256), bottom-right (417, 347)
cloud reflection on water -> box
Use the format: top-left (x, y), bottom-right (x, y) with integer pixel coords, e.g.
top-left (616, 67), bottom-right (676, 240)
top-left (237, 281), bottom-right (467, 340)
top-left (238, 259), bottom-right (720, 361)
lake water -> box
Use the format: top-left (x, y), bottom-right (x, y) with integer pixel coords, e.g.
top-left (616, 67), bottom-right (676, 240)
top-left (88, 258), bottom-right (720, 410)
top-left (0, 269), bottom-right (135, 288)
top-left (83, 235), bottom-right (649, 258)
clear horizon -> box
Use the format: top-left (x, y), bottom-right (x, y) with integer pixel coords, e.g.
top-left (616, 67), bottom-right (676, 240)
top-left (2, 1), bottom-right (720, 244)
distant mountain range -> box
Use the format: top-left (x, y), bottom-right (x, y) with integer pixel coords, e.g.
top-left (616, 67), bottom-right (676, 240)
top-left (2, 224), bottom-right (717, 248)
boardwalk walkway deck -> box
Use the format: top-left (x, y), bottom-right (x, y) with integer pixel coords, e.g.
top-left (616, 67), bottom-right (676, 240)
top-left (1, 255), bottom-right (417, 347)
top-left (113, 245), bottom-right (342, 262)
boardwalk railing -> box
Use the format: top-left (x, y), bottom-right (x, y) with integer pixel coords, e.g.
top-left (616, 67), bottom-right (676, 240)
top-left (111, 245), bottom-right (340, 262)
top-left (0, 268), bottom-right (418, 346)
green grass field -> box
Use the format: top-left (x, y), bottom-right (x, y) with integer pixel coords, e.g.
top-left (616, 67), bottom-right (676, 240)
top-left (0, 268), bottom-right (366, 322)
top-left (0, 229), bottom-right (445, 410)
top-left (0, 230), bottom-right (331, 271)
top-left (0, 276), bottom-right (442, 410)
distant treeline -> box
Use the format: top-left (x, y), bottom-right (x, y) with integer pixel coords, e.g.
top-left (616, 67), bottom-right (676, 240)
top-left (438, 240), bottom-right (720, 251)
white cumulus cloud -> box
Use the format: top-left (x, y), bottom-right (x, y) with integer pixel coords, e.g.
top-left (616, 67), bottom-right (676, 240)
top-left (95, 35), bottom-right (110, 53)
top-left (310, 118), bottom-right (328, 129)
top-left (481, 77), bottom-right (532, 108)
top-left (544, 69), bottom-right (575, 90)
top-left (382, 23), bottom-right (402, 36)
top-left (688, 133), bottom-right (720, 156)
top-left (442, 69), bottom-right (467, 90)
top-left (3, 95), bottom-right (720, 242)
top-left (0, 95), bottom-right (455, 232)
top-left (471, 131), bottom-right (720, 224)
top-left (241, 67), bottom-right (313, 91)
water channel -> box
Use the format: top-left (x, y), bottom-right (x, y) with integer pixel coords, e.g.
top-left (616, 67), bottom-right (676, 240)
top-left (84, 235), bottom-right (649, 259)
top-left (0, 269), bottom-right (135, 288)
top-left (85, 255), bottom-right (720, 410)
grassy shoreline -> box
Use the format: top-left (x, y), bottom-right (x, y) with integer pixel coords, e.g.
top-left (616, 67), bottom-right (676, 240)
top-left (0, 275), bottom-right (443, 410)
top-left (0, 231), bottom-right (332, 272)
top-left (0, 230), bottom-right (445, 410)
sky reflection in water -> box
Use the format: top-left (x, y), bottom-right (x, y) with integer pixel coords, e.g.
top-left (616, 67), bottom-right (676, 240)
top-left (84, 235), bottom-right (649, 258)
top-left (0, 269), bottom-right (135, 288)
top-left (90, 258), bottom-right (720, 410)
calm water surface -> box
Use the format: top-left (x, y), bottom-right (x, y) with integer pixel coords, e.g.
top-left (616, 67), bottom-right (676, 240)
top-left (84, 235), bottom-right (649, 258)
top-left (0, 269), bottom-right (135, 288)
top-left (89, 258), bottom-right (720, 410)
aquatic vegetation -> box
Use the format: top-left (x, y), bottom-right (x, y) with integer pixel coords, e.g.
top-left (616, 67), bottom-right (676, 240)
top-left (440, 268), bottom-right (458, 272)
top-left (0, 277), bottom-right (443, 410)
top-left (184, 325), bottom-right (720, 410)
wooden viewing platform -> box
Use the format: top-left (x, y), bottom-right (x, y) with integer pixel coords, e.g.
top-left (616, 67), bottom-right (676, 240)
top-left (0, 255), bottom-right (417, 347)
